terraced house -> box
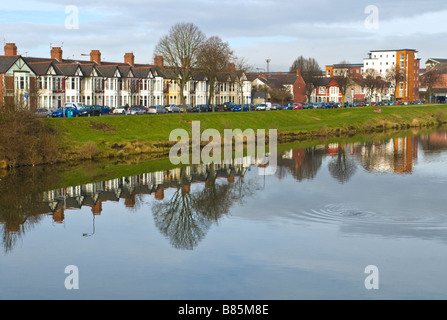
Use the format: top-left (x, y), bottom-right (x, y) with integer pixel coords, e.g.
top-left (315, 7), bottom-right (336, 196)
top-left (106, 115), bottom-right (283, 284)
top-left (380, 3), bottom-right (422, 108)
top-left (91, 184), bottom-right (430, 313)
top-left (0, 43), bottom-right (252, 110)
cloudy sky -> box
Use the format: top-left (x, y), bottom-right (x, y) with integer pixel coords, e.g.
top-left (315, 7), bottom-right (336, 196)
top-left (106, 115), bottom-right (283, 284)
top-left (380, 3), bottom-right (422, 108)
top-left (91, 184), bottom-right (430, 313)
top-left (1, 0), bottom-right (446, 71)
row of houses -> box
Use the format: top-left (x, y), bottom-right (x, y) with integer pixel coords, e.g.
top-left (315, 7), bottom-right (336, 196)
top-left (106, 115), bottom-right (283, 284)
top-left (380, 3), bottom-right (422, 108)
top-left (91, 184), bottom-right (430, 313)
top-left (0, 43), bottom-right (252, 110)
top-left (1, 43), bottom-right (446, 110)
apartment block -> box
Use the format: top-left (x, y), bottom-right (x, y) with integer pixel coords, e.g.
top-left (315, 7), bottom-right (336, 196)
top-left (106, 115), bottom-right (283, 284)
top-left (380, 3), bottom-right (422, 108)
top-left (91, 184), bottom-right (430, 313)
top-left (362, 49), bottom-right (420, 101)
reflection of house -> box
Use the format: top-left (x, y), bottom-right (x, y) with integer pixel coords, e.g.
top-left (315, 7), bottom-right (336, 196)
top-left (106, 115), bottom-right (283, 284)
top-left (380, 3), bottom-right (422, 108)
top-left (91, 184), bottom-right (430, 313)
top-left (40, 159), bottom-right (252, 222)
top-left (359, 136), bottom-right (418, 174)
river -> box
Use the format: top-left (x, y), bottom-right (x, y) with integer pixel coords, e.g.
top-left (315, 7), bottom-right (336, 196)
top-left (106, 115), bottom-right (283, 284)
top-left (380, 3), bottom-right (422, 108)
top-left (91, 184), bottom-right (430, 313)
top-left (1, 128), bottom-right (447, 300)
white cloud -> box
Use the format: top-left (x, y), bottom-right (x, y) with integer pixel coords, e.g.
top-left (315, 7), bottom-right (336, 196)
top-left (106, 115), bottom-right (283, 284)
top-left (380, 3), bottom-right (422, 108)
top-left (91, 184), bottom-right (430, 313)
top-left (1, 0), bottom-right (446, 71)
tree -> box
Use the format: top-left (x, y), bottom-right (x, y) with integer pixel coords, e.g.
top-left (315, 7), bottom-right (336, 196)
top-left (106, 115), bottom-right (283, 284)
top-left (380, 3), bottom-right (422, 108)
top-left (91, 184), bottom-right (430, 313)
top-left (421, 67), bottom-right (444, 103)
top-left (289, 56), bottom-right (322, 103)
top-left (154, 22), bottom-right (206, 112)
top-left (386, 65), bottom-right (405, 104)
top-left (196, 36), bottom-right (233, 112)
top-left (333, 61), bottom-right (352, 107)
top-left (231, 57), bottom-right (253, 111)
top-left (268, 78), bottom-right (293, 106)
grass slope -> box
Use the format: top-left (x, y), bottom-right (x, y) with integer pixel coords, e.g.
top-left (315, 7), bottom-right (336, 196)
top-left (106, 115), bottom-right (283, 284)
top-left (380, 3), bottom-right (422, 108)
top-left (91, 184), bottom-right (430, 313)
top-left (45, 105), bottom-right (447, 161)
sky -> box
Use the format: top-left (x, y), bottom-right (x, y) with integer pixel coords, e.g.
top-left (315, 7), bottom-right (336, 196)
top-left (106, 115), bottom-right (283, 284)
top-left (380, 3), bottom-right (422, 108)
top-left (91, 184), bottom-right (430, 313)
top-left (1, 0), bottom-right (446, 72)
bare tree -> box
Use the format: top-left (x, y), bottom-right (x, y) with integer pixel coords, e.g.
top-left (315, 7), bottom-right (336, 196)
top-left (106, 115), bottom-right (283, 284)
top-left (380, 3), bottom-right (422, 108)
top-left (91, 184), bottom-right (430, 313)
top-left (154, 22), bottom-right (206, 112)
top-left (386, 65), bottom-right (405, 104)
top-left (363, 68), bottom-right (381, 105)
top-left (231, 57), bottom-right (253, 111)
top-left (421, 67), bottom-right (445, 103)
top-left (196, 36), bottom-right (233, 112)
top-left (290, 56), bottom-right (322, 103)
top-left (333, 61), bottom-right (352, 107)
top-left (268, 78), bottom-right (293, 106)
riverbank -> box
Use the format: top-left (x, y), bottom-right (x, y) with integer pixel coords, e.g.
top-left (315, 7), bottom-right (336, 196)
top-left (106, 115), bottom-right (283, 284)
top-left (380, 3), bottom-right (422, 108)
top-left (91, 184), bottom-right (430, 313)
top-left (2, 104), bottom-right (447, 168)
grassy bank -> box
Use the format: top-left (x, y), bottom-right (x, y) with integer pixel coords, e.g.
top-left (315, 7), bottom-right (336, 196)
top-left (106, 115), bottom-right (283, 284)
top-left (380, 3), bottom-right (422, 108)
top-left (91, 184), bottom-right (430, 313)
top-left (2, 104), bottom-right (447, 167)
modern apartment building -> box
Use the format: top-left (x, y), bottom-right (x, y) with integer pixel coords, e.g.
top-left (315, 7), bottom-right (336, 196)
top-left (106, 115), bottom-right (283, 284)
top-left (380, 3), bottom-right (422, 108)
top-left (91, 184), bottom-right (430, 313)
top-left (362, 49), bottom-right (420, 101)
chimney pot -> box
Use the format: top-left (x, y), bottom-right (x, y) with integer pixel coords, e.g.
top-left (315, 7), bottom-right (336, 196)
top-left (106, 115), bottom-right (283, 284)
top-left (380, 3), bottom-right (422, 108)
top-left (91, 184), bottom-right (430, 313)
top-left (90, 50), bottom-right (101, 64)
top-left (51, 47), bottom-right (63, 62)
top-left (124, 52), bottom-right (135, 66)
top-left (154, 55), bottom-right (164, 67)
top-left (4, 43), bottom-right (17, 56)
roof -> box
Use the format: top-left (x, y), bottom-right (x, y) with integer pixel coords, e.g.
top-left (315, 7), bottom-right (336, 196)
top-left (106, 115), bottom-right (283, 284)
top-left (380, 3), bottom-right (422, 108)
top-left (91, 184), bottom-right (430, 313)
top-left (0, 55), bottom-right (20, 73)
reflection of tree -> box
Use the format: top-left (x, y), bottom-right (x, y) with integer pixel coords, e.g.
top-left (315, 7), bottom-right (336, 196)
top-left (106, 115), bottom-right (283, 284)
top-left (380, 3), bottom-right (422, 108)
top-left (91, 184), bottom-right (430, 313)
top-left (151, 164), bottom-right (260, 250)
top-left (191, 165), bottom-right (236, 221)
top-left (152, 167), bottom-right (211, 250)
top-left (277, 147), bottom-right (324, 181)
top-left (0, 167), bottom-right (59, 253)
top-left (327, 146), bottom-right (357, 184)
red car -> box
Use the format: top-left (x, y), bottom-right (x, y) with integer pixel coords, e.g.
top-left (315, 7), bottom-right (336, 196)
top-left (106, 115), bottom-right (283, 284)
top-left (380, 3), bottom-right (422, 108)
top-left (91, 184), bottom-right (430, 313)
top-left (292, 103), bottom-right (303, 110)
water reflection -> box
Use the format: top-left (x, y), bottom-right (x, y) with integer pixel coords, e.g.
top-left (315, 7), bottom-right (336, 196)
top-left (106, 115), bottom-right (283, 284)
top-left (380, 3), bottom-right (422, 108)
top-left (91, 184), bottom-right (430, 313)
top-left (1, 129), bottom-right (447, 252)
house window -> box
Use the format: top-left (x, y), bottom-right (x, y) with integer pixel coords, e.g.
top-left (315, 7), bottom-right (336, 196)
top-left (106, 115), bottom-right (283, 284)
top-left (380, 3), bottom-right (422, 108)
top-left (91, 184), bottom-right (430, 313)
top-left (14, 73), bottom-right (29, 90)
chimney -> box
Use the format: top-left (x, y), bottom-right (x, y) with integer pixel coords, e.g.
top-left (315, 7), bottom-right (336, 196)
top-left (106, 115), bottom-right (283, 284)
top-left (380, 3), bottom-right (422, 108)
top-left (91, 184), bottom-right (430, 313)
top-left (228, 62), bottom-right (235, 72)
top-left (90, 50), bottom-right (101, 64)
top-left (154, 55), bottom-right (163, 67)
top-left (4, 43), bottom-right (17, 56)
top-left (124, 52), bottom-right (134, 66)
top-left (51, 47), bottom-right (63, 62)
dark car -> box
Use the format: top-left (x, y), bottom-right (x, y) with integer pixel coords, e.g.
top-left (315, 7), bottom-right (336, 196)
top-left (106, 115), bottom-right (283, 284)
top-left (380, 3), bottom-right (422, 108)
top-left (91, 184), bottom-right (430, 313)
top-left (97, 105), bottom-right (111, 114)
top-left (51, 106), bottom-right (79, 118)
top-left (78, 105), bottom-right (102, 117)
top-left (197, 104), bottom-right (212, 112)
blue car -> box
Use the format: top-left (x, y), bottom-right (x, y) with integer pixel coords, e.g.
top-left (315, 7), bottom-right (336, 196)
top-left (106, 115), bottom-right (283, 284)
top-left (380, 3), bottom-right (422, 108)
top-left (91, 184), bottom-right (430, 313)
top-left (232, 104), bottom-right (249, 112)
top-left (51, 106), bottom-right (79, 117)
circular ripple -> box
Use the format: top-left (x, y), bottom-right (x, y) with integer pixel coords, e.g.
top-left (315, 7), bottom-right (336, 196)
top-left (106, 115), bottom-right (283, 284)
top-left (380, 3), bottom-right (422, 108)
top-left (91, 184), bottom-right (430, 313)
top-left (299, 203), bottom-right (378, 224)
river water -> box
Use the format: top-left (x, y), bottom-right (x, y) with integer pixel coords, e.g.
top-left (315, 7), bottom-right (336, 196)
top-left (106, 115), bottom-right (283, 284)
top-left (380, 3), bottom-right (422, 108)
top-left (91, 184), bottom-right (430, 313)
top-left (1, 129), bottom-right (447, 300)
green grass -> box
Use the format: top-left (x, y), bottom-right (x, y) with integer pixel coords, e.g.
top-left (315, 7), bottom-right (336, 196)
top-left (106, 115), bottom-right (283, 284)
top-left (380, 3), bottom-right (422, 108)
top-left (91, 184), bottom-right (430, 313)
top-left (43, 104), bottom-right (447, 162)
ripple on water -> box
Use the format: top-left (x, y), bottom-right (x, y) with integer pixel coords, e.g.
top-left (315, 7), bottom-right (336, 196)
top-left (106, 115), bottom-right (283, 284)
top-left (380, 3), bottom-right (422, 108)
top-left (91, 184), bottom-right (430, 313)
top-left (297, 203), bottom-right (447, 229)
top-left (299, 203), bottom-right (378, 225)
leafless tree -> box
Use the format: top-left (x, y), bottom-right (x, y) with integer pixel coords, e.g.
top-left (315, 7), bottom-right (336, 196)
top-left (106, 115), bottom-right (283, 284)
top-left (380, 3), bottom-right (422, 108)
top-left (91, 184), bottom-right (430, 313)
top-left (290, 56), bottom-right (322, 103)
top-left (268, 78), bottom-right (293, 106)
top-left (386, 65), bottom-right (405, 103)
top-left (363, 68), bottom-right (381, 105)
top-left (421, 67), bottom-right (445, 103)
top-left (196, 36), bottom-right (233, 112)
top-left (231, 57), bottom-right (253, 111)
top-left (154, 22), bottom-right (206, 112)
top-left (333, 61), bottom-right (352, 106)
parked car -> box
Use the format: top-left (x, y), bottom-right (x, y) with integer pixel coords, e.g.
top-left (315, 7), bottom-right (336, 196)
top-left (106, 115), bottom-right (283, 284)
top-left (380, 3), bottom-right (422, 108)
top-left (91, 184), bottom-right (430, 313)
top-left (148, 105), bottom-right (167, 114)
top-left (255, 103), bottom-right (271, 111)
top-left (113, 106), bottom-right (127, 115)
top-left (232, 104), bottom-right (249, 112)
top-left (165, 104), bottom-right (180, 113)
top-left (127, 106), bottom-right (146, 115)
top-left (271, 104), bottom-right (280, 110)
top-left (196, 104), bottom-right (212, 112)
top-left (223, 102), bottom-right (236, 111)
top-left (34, 108), bottom-right (51, 118)
top-left (98, 105), bottom-right (111, 114)
top-left (292, 102), bottom-right (303, 110)
top-left (51, 106), bottom-right (79, 117)
top-left (78, 105), bottom-right (102, 117)
top-left (78, 106), bottom-right (102, 117)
